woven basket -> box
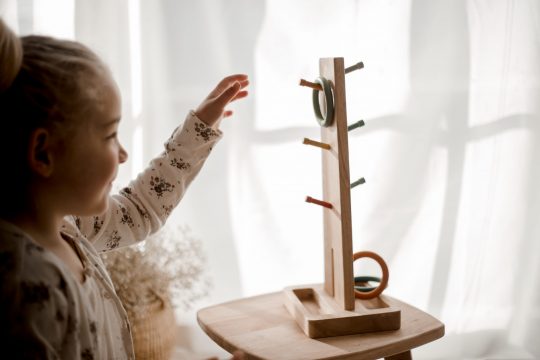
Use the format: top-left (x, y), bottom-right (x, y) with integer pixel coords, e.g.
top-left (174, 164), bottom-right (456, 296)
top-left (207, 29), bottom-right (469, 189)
top-left (130, 297), bottom-right (177, 360)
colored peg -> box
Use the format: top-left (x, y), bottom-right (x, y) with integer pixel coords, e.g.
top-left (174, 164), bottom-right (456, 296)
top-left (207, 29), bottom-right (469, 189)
top-left (350, 177), bottom-right (366, 189)
top-left (348, 119), bottom-right (365, 132)
top-left (299, 79), bottom-right (323, 91)
top-left (305, 196), bottom-right (333, 209)
top-left (303, 138), bottom-right (331, 150)
top-left (345, 61), bottom-right (364, 74)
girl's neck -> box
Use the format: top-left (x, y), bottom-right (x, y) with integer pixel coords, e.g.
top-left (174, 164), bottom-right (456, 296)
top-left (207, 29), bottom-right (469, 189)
top-left (5, 207), bottom-right (65, 247)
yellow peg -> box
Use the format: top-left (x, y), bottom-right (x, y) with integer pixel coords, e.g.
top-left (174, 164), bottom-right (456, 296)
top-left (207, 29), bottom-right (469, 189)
top-left (303, 138), bottom-right (331, 150)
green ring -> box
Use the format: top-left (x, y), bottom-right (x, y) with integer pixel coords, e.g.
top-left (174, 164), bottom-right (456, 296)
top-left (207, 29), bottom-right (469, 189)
top-left (312, 77), bottom-right (334, 127)
top-left (354, 275), bottom-right (381, 293)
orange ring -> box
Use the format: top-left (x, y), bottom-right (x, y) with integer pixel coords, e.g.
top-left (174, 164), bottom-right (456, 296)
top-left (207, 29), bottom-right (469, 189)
top-left (352, 251), bottom-right (389, 300)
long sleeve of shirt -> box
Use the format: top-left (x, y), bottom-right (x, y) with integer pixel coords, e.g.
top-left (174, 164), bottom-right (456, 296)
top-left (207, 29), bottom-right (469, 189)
top-left (72, 111), bottom-right (222, 253)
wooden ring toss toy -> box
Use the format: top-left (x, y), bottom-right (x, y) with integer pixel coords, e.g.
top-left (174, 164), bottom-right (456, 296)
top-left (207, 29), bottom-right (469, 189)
top-left (311, 76), bottom-right (334, 127)
top-left (197, 60), bottom-right (444, 355)
top-left (283, 58), bottom-right (402, 339)
top-left (352, 251), bottom-right (389, 300)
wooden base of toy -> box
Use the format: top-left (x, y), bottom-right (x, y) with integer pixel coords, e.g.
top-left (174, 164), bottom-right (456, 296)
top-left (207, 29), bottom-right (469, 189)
top-left (283, 284), bottom-right (400, 338)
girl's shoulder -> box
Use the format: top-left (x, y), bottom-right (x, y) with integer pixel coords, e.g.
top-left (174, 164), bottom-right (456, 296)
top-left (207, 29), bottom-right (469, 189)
top-left (0, 220), bottom-right (75, 302)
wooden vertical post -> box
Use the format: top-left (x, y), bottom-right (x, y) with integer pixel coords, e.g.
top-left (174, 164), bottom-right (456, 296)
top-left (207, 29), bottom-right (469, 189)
top-left (320, 58), bottom-right (355, 311)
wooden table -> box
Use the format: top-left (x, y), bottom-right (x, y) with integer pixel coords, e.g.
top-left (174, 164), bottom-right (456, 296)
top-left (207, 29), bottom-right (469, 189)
top-left (197, 291), bottom-right (444, 360)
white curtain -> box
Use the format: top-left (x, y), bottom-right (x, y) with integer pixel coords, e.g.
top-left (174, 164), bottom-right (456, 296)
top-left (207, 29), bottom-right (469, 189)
top-left (236, 1), bottom-right (540, 358)
top-left (2, 0), bottom-right (539, 358)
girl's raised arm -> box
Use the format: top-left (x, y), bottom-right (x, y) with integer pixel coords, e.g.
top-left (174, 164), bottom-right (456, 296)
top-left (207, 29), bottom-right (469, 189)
top-left (69, 75), bottom-right (248, 252)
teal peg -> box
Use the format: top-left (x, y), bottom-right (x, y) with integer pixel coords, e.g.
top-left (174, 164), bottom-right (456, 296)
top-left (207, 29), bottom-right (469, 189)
top-left (351, 177), bottom-right (366, 189)
top-left (348, 120), bottom-right (365, 132)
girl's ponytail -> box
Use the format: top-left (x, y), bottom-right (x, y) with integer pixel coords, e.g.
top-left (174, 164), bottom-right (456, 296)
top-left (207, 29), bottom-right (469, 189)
top-left (0, 18), bottom-right (23, 93)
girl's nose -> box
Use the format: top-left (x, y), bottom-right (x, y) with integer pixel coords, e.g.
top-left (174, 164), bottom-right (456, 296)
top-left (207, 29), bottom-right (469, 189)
top-left (119, 143), bottom-right (128, 164)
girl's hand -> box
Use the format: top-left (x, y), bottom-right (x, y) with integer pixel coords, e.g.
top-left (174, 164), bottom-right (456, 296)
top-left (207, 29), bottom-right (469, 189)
top-left (195, 74), bottom-right (249, 127)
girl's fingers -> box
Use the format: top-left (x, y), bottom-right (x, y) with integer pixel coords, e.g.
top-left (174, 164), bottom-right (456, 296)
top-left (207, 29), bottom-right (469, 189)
top-left (238, 79), bottom-right (249, 89)
top-left (223, 110), bottom-right (233, 118)
top-left (230, 90), bottom-right (248, 102)
top-left (216, 81), bottom-right (241, 106)
top-left (213, 75), bottom-right (249, 95)
top-left (216, 74), bottom-right (247, 89)
top-left (222, 74), bottom-right (248, 83)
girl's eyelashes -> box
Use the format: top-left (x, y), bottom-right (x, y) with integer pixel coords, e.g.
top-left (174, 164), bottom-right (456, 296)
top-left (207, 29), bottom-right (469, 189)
top-left (106, 132), bottom-right (118, 140)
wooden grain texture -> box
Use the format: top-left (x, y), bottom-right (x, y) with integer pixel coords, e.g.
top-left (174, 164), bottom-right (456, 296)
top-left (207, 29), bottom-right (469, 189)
top-left (197, 291), bottom-right (444, 360)
top-left (320, 57), bottom-right (355, 311)
top-left (283, 284), bottom-right (400, 338)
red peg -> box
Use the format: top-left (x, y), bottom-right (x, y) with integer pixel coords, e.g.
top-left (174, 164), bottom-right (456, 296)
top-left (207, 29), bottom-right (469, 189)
top-left (305, 196), bottom-right (333, 209)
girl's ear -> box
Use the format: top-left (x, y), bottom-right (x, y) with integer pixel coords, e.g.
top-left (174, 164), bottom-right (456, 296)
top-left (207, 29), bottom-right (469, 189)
top-left (27, 128), bottom-right (54, 177)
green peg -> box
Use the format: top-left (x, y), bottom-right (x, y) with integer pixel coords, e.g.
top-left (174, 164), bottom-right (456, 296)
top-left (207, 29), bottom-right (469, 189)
top-left (351, 177), bottom-right (366, 189)
top-left (348, 120), bottom-right (365, 132)
top-left (345, 61), bottom-right (364, 74)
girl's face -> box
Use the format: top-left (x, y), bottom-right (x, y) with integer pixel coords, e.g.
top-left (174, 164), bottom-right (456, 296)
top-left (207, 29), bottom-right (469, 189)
top-left (50, 74), bottom-right (128, 216)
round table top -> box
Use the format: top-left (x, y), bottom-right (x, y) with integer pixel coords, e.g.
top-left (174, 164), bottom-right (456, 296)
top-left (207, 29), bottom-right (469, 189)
top-left (197, 290), bottom-right (444, 360)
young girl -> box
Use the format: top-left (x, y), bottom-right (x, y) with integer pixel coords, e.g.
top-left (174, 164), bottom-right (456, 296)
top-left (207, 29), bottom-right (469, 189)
top-left (0, 19), bottom-right (247, 359)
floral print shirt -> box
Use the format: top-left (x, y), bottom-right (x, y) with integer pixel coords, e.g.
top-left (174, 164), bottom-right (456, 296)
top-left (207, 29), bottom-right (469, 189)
top-left (0, 112), bottom-right (222, 359)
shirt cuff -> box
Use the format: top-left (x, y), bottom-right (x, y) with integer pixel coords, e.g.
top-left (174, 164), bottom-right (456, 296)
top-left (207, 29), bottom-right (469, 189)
top-left (189, 110), bottom-right (224, 136)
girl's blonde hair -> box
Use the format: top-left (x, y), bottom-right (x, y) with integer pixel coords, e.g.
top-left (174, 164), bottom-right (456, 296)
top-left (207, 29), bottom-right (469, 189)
top-left (0, 19), bottom-right (22, 93)
top-left (0, 18), bottom-right (110, 216)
